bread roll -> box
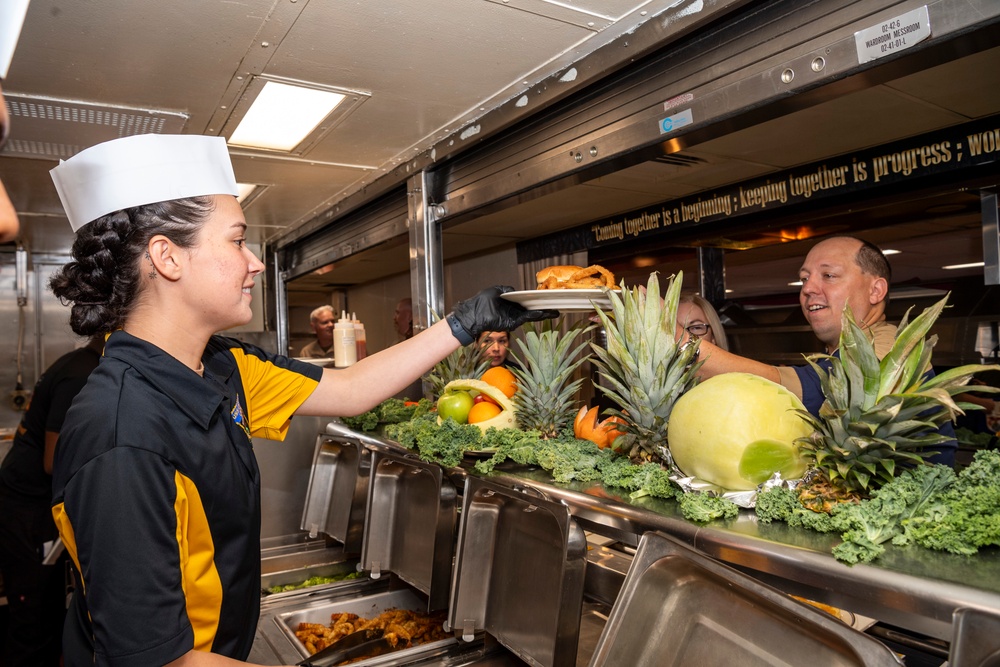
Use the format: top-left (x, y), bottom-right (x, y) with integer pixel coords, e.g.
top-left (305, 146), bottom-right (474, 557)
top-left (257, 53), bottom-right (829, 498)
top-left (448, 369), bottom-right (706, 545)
top-left (535, 264), bottom-right (616, 290)
top-left (535, 265), bottom-right (581, 288)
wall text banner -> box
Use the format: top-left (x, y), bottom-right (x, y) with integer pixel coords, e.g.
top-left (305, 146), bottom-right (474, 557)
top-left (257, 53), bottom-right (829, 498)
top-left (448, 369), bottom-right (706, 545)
top-left (518, 115), bottom-right (1000, 262)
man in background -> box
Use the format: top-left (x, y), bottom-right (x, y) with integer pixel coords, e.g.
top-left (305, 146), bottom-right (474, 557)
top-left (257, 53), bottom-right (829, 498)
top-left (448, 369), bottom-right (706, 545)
top-left (299, 305), bottom-right (336, 358)
top-left (394, 297), bottom-right (414, 340)
top-left (0, 335), bottom-right (104, 666)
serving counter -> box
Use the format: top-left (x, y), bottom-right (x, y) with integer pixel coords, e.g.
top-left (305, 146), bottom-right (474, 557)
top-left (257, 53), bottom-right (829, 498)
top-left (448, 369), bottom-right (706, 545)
top-left (255, 421), bottom-right (1000, 665)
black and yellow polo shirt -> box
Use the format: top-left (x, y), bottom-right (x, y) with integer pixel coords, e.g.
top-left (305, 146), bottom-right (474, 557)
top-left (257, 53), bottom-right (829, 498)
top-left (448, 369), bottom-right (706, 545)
top-left (51, 331), bottom-right (323, 666)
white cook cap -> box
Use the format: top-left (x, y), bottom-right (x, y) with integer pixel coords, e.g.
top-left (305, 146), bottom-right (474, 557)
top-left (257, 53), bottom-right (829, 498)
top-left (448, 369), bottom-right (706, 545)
top-left (50, 134), bottom-right (239, 232)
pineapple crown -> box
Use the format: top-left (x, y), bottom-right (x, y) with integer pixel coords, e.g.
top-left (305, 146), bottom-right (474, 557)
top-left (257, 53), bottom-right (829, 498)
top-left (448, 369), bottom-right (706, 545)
top-left (590, 271), bottom-right (701, 460)
top-left (797, 294), bottom-right (1000, 492)
top-left (508, 320), bottom-right (593, 436)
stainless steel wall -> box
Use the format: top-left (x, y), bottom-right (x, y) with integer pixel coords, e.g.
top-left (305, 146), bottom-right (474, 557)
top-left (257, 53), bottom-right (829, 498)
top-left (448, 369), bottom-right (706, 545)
top-left (0, 251), bottom-right (79, 433)
top-left (254, 414), bottom-right (330, 540)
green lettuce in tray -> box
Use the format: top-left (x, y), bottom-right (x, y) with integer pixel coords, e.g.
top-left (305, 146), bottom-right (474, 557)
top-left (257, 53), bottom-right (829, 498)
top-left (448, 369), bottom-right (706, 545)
top-left (265, 570), bottom-right (364, 594)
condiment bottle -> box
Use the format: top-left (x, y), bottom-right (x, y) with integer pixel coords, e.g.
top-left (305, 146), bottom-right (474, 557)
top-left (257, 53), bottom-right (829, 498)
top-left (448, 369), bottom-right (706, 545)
top-left (352, 312), bottom-right (367, 360)
top-left (334, 310), bottom-right (357, 367)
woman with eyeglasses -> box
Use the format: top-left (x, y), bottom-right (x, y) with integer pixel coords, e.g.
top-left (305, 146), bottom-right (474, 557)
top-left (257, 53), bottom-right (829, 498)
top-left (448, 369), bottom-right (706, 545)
top-left (678, 294), bottom-right (729, 351)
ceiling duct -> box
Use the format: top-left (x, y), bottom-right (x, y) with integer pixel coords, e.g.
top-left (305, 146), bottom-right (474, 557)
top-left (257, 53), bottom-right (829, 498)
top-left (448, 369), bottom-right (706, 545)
top-left (3, 93), bottom-right (188, 160)
top-left (650, 154), bottom-right (706, 168)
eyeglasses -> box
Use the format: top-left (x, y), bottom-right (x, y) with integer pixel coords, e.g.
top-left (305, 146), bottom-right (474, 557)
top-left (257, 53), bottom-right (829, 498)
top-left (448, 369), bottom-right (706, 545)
top-left (685, 323), bottom-right (711, 337)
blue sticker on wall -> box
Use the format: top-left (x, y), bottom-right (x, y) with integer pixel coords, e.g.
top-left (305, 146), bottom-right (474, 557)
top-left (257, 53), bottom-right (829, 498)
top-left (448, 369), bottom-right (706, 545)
top-left (659, 108), bottom-right (694, 135)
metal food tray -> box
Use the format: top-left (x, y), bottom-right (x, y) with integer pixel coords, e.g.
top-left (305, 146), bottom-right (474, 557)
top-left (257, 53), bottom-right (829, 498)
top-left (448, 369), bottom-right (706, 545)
top-left (300, 427), bottom-right (373, 553)
top-left (448, 476), bottom-right (587, 667)
top-left (589, 531), bottom-right (903, 667)
top-left (261, 558), bottom-right (368, 604)
top-left (950, 607), bottom-right (1000, 667)
top-left (272, 588), bottom-right (458, 664)
top-left (361, 448), bottom-right (457, 611)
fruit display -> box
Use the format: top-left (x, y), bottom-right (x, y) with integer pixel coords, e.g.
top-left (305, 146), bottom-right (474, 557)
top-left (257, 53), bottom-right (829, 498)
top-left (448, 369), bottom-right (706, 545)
top-left (509, 324), bottom-right (591, 438)
top-left (370, 274), bottom-right (1000, 566)
top-left (437, 378), bottom-right (516, 432)
top-left (667, 373), bottom-right (811, 491)
top-left (590, 271), bottom-right (700, 464)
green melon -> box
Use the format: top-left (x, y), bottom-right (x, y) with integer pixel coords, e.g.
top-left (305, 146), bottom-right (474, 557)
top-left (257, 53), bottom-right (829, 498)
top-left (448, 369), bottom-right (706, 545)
top-left (667, 373), bottom-right (812, 490)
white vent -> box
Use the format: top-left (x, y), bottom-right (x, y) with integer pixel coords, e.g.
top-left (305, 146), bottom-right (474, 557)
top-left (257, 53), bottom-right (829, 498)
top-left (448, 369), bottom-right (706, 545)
top-left (4, 93), bottom-right (189, 160)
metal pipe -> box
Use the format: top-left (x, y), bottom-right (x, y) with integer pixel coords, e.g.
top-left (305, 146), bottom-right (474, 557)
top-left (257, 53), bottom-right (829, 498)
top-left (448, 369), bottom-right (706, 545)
top-left (982, 188), bottom-right (999, 286)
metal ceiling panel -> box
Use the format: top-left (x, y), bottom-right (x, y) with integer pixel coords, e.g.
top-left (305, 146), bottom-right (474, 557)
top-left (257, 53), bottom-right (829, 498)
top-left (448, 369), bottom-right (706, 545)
top-left (9, 0), bottom-right (269, 129)
top-left (431, 0), bottom-right (1000, 226)
top-left (4, 93), bottom-right (188, 161)
top-left (885, 45), bottom-right (1000, 118)
top-left (260, 0), bottom-right (596, 167)
top-left (692, 85), bottom-right (968, 167)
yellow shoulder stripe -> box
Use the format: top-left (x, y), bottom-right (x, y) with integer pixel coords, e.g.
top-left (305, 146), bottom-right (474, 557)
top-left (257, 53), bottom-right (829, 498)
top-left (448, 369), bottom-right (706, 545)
top-left (229, 348), bottom-right (320, 440)
top-left (52, 502), bottom-right (83, 591)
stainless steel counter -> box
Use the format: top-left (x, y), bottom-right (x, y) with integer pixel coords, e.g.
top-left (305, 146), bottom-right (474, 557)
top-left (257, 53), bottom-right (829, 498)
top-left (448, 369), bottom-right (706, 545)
top-left (478, 466), bottom-right (1000, 644)
top-left (335, 423), bottom-right (1000, 646)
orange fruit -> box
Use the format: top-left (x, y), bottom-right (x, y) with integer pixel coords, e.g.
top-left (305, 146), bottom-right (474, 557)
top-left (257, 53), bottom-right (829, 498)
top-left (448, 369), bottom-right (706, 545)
top-left (574, 405), bottom-right (627, 449)
top-left (573, 405), bottom-right (599, 441)
top-left (467, 401), bottom-right (502, 424)
top-left (595, 416), bottom-right (628, 450)
top-left (573, 405), bottom-right (589, 436)
top-left (481, 366), bottom-right (517, 398)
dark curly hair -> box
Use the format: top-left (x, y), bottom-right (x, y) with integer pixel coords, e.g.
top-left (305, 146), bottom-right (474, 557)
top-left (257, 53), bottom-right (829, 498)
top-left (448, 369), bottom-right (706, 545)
top-left (50, 197), bottom-right (216, 335)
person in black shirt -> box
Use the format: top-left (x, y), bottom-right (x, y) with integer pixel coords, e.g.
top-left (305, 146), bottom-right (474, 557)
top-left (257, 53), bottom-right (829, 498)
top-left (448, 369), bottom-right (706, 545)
top-left (0, 335), bottom-right (103, 666)
top-left (45, 134), bottom-right (555, 666)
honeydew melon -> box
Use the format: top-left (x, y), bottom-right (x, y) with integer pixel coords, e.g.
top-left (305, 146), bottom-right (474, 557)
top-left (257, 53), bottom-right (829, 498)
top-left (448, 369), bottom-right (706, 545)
top-left (667, 373), bottom-right (811, 491)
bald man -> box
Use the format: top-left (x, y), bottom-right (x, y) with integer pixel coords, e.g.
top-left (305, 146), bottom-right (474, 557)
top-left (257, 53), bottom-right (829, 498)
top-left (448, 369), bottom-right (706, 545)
top-left (688, 236), bottom-right (956, 464)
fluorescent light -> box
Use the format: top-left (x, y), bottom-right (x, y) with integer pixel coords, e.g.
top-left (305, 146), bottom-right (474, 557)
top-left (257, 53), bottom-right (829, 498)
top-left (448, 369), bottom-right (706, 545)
top-left (229, 81), bottom-right (346, 151)
top-left (942, 261), bottom-right (985, 270)
top-left (788, 280), bottom-right (803, 286)
top-left (236, 183), bottom-right (257, 203)
top-left (882, 249), bottom-right (901, 255)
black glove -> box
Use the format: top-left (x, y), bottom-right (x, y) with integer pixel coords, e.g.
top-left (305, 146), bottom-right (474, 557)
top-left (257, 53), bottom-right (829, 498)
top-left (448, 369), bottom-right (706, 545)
top-left (447, 285), bottom-right (558, 345)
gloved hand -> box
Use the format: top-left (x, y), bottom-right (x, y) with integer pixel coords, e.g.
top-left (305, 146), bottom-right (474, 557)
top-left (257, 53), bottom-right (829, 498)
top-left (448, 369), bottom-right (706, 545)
top-left (447, 285), bottom-right (558, 345)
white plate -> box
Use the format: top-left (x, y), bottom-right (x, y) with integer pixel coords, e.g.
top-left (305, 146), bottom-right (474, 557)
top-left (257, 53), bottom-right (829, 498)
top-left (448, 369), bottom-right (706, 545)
top-left (501, 289), bottom-right (617, 312)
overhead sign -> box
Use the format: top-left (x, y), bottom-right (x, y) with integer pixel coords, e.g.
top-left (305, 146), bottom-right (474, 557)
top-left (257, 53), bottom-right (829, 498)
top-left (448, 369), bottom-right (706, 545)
top-left (854, 5), bottom-right (931, 65)
top-left (518, 114), bottom-right (1000, 262)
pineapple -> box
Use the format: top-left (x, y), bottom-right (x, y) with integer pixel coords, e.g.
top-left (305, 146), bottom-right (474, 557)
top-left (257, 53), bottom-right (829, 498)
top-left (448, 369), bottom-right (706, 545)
top-left (426, 338), bottom-right (489, 399)
top-left (795, 295), bottom-right (1000, 511)
top-left (509, 321), bottom-right (592, 438)
top-left (590, 272), bottom-right (700, 464)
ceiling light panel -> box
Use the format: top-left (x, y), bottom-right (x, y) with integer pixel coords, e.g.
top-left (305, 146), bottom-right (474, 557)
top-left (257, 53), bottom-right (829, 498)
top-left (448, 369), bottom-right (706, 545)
top-left (942, 262), bottom-right (985, 270)
top-left (224, 76), bottom-right (369, 156)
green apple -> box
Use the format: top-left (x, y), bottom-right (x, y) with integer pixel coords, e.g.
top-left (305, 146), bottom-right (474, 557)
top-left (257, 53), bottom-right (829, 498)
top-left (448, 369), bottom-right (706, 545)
top-left (437, 390), bottom-right (474, 424)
